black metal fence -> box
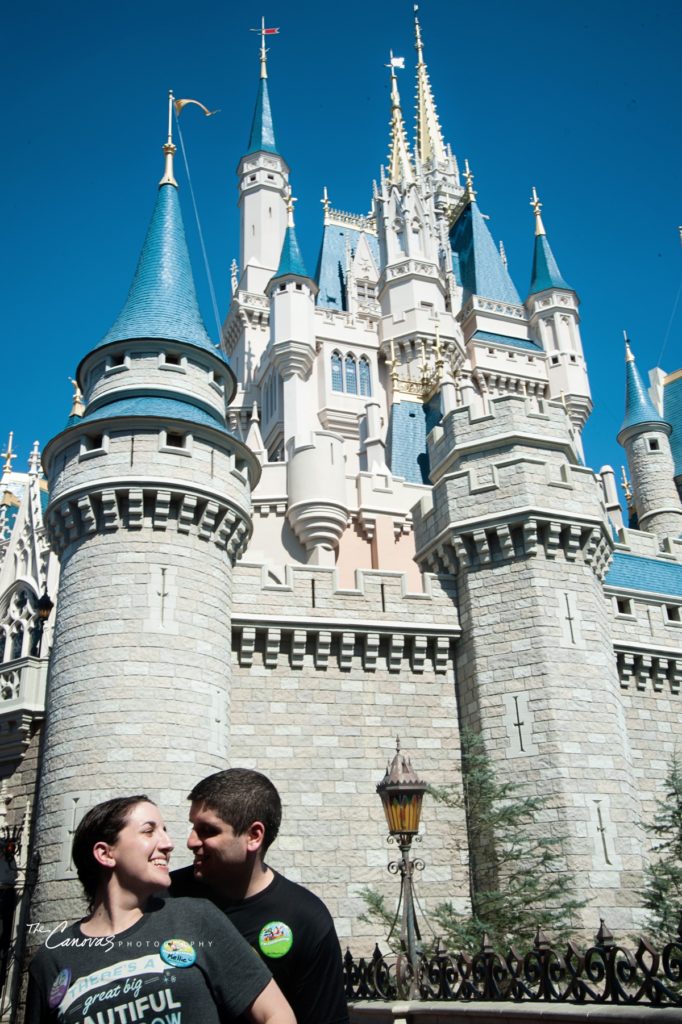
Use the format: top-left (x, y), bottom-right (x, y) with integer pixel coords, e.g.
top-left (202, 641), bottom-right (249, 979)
top-left (343, 919), bottom-right (682, 1008)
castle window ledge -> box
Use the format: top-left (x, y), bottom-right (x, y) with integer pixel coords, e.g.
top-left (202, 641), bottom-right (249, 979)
top-left (159, 430), bottom-right (193, 456)
top-left (664, 604), bottom-right (681, 625)
top-left (79, 433), bottom-right (109, 461)
top-left (104, 354), bottom-right (130, 374)
top-left (158, 353), bottom-right (187, 372)
top-left (615, 597), bottom-right (635, 617)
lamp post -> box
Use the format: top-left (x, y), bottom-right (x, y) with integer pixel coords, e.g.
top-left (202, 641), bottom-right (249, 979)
top-left (376, 737), bottom-right (428, 981)
top-left (35, 589), bottom-right (54, 656)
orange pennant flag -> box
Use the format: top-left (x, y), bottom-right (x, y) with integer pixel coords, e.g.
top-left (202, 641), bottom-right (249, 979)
top-left (174, 98), bottom-right (219, 118)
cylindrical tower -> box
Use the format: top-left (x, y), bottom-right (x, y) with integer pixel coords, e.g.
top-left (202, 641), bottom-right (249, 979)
top-left (32, 130), bottom-right (259, 926)
top-left (618, 341), bottom-right (682, 544)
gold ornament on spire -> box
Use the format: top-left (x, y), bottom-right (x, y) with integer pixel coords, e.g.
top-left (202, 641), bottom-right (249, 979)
top-left (414, 6), bottom-right (446, 167)
top-left (321, 186), bottom-right (331, 221)
top-left (530, 186), bottom-right (546, 237)
top-left (386, 51), bottom-right (415, 186)
top-left (623, 330), bottom-right (634, 362)
top-left (159, 89), bottom-right (178, 188)
top-left (464, 159), bottom-right (477, 202)
top-left (68, 377), bottom-right (85, 419)
top-left (250, 17), bottom-right (280, 80)
top-left (1, 432), bottom-right (16, 479)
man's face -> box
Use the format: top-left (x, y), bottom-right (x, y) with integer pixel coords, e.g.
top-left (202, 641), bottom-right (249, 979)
top-left (187, 801), bottom-right (251, 887)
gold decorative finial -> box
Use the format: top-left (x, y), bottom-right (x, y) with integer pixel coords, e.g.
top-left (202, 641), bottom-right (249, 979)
top-left (250, 17), bottom-right (279, 80)
top-left (159, 89), bottom-right (178, 188)
top-left (68, 377), bottom-right (85, 418)
top-left (620, 465), bottom-right (633, 504)
top-left (285, 186), bottom-right (297, 228)
top-left (1, 432), bottom-right (16, 479)
top-left (464, 159), bottom-right (477, 202)
top-left (321, 186), bottom-right (330, 221)
top-left (530, 186), bottom-right (545, 236)
top-left (624, 331), bottom-right (634, 362)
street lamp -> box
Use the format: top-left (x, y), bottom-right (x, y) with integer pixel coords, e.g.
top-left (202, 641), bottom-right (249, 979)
top-left (376, 737), bottom-right (427, 978)
top-left (35, 589), bottom-right (54, 656)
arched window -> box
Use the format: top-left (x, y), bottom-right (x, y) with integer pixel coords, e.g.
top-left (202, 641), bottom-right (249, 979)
top-left (331, 351), bottom-right (343, 392)
top-left (359, 356), bottom-right (372, 397)
top-left (345, 354), bottom-right (358, 395)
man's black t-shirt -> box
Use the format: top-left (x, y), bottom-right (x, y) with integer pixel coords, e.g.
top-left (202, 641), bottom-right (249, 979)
top-left (171, 866), bottom-right (349, 1024)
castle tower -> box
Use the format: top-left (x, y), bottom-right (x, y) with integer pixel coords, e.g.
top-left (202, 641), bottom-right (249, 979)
top-left (617, 340), bottom-right (682, 543)
top-left (237, 25), bottom-right (289, 296)
top-left (413, 393), bottom-right (644, 931)
top-left (525, 188), bottom-right (592, 449)
top-left (32, 110), bottom-right (260, 925)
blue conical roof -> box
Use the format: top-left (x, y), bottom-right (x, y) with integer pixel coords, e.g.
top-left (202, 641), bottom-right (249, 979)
top-left (274, 224), bottom-right (309, 279)
top-left (450, 201), bottom-right (520, 305)
top-left (618, 344), bottom-right (669, 440)
top-left (247, 77), bottom-right (278, 155)
top-left (96, 183), bottom-right (215, 354)
top-left (529, 232), bottom-right (571, 295)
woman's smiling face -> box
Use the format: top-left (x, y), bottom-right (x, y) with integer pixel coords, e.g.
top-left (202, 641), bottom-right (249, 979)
top-left (104, 801), bottom-right (174, 893)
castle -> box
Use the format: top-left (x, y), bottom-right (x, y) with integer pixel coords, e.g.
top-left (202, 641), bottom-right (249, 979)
top-left (1, 11), bottom-right (681, 1011)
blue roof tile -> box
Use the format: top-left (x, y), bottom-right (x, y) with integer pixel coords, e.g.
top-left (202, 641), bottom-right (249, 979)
top-left (315, 223), bottom-right (380, 310)
top-left (247, 77), bottom-right (278, 155)
top-left (273, 224), bottom-right (309, 279)
top-left (664, 371), bottom-right (682, 479)
top-left (472, 330), bottom-right (543, 353)
top-left (528, 232), bottom-right (571, 296)
top-left (605, 551), bottom-right (682, 598)
top-left (95, 183), bottom-right (216, 355)
top-left (450, 201), bottom-right (521, 305)
top-left (386, 398), bottom-right (441, 484)
top-left (82, 397), bottom-right (227, 431)
top-left (618, 347), bottom-right (668, 440)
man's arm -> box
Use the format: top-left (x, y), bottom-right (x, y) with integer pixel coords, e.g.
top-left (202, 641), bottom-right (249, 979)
top-left (247, 979), bottom-right (296, 1024)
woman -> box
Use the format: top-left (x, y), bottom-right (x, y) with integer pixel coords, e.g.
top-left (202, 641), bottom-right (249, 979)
top-left (26, 795), bottom-right (296, 1024)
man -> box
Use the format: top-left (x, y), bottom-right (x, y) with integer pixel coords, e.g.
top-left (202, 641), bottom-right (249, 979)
top-left (171, 768), bottom-right (349, 1024)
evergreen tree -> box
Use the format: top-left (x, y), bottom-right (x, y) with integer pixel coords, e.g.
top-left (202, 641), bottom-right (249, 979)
top-left (641, 754), bottom-right (682, 944)
top-left (430, 728), bottom-right (585, 950)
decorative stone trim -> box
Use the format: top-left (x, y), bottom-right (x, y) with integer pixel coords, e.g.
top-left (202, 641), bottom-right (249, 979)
top-left (232, 619), bottom-right (456, 674)
top-left (616, 646), bottom-right (682, 694)
top-left (419, 514), bottom-right (613, 581)
top-left (46, 485), bottom-right (252, 561)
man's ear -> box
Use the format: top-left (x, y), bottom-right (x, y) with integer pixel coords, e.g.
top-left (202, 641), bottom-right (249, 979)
top-left (92, 841), bottom-right (116, 869)
top-left (245, 821), bottom-right (266, 854)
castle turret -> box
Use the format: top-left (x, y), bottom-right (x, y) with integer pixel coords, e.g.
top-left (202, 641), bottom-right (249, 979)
top-left (32, 107), bottom-right (260, 926)
top-left (266, 196), bottom-right (318, 445)
top-left (526, 188), bottom-right (592, 447)
top-left (237, 23), bottom-right (289, 295)
top-left (617, 340), bottom-right (682, 543)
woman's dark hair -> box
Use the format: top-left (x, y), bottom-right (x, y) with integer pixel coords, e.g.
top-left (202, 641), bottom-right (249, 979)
top-left (72, 794), bottom-right (150, 908)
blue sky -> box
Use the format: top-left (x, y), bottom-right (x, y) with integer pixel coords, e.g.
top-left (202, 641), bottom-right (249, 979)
top-left (4, 0), bottom-right (681, 499)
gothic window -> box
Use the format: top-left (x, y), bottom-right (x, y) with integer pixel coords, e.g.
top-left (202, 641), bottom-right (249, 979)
top-left (359, 356), bottom-right (372, 397)
top-left (345, 355), bottom-right (358, 395)
top-left (331, 351), bottom-right (343, 392)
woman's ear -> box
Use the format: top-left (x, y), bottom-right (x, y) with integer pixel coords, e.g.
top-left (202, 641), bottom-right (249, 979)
top-left (92, 841), bottom-right (116, 869)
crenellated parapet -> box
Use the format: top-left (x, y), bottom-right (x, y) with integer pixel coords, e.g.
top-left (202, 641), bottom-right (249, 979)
top-left (231, 561), bottom-right (459, 674)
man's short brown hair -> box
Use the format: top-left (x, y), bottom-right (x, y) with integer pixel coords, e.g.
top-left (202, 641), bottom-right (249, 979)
top-left (188, 768), bottom-right (282, 852)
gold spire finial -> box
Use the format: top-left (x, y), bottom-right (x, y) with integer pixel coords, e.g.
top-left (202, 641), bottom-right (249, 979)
top-left (68, 377), bottom-right (85, 418)
top-left (250, 17), bottom-right (279, 80)
top-left (321, 186), bottom-right (330, 221)
top-left (386, 51), bottom-right (414, 185)
top-left (464, 159), bottom-right (477, 202)
top-left (530, 186), bottom-right (545, 236)
top-left (286, 191), bottom-right (297, 228)
top-left (624, 330), bottom-right (634, 362)
top-left (159, 90), bottom-right (178, 188)
top-left (1, 432), bottom-right (16, 482)
top-left (620, 465), bottom-right (633, 504)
